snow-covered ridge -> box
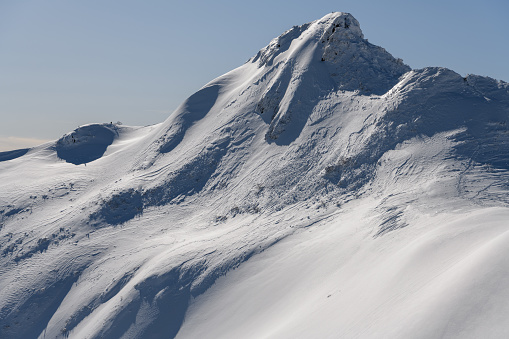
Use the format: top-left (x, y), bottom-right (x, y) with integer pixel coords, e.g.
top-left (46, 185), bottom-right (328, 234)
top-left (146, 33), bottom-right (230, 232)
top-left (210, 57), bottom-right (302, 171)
top-left (1, 12), bottom-right (509, 339)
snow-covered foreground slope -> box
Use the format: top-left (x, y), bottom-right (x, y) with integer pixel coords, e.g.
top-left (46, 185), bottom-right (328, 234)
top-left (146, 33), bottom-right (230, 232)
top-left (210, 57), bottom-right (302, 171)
top-left (1, 12), bottom-right (509, 338)
top-left (178, 206), bottom-right (509, 339)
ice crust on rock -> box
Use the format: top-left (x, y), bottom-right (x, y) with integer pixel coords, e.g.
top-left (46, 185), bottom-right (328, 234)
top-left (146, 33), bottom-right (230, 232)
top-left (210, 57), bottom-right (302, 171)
top-left (319, 14), bottom-right (410, 94)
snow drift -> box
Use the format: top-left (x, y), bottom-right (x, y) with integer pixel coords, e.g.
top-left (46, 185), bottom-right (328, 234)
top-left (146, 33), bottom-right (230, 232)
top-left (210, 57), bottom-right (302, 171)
top-left (1, 12), bottom-right (509, 339)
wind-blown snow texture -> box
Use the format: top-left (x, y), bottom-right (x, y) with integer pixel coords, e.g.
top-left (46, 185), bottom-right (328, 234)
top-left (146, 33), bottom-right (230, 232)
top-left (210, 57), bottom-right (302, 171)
top-left (1, 12), bottom-right (509, 338)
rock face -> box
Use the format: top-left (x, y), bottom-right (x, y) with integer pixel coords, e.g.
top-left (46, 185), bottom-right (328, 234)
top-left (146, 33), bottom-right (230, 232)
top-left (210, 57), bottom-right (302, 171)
top-left (1, 12), bottom-right (509, 339)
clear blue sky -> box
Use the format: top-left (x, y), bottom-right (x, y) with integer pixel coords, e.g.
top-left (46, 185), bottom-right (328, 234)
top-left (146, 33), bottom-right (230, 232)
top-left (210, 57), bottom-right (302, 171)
top-left (1, 0), bottom-right (508, 151)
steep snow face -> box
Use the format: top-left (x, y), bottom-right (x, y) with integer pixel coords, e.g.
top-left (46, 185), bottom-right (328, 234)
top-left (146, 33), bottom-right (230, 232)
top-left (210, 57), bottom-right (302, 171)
top-left (55, 124), bottom-right (118, 165)
top-left (1, 12), bottom-right (509, 339)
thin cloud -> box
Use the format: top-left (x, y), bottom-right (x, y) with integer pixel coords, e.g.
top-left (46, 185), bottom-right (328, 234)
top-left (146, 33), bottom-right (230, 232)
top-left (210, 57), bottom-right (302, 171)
top-left (0, 137), bottom-right (52, 152)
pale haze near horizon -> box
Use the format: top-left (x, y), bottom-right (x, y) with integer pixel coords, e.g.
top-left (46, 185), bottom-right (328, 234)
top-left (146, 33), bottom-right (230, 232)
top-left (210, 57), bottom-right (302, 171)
top-left (1, 0), bottom-right (507, 151)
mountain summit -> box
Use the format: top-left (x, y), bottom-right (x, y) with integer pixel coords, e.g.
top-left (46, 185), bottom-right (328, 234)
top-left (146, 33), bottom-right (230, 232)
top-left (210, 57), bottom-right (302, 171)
top-left (250, 12), bottom-right (410, 142)
top-left (2, 12), bottom-right (509, 339)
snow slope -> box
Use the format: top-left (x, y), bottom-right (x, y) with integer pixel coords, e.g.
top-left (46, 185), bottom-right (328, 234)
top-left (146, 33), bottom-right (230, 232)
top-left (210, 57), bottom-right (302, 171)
top-left (1, 12), bottom-right (509, 338)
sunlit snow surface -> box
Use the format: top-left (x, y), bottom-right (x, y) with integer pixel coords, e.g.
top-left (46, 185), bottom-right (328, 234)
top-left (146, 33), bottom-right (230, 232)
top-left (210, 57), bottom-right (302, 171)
top-left (1, 12), bottom-right (509, 339)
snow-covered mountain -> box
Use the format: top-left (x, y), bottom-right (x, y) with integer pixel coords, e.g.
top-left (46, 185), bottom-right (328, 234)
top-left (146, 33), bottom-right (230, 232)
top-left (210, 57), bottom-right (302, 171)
top-left (2, 12), bottom-right (509, 338)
